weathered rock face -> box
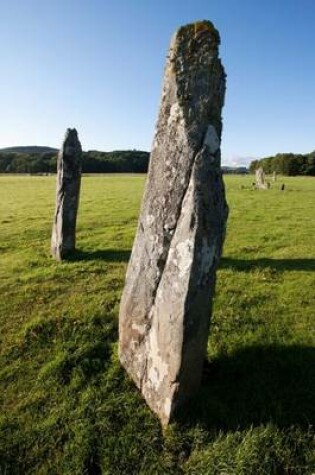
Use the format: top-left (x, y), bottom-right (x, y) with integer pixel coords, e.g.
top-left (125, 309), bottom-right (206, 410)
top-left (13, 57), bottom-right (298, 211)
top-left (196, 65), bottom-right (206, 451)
top-left (51, 128), bottom-right (82, 260)
top-left (256, 166), bottom-right (267, 189)
top-left (119, 21), bottom-right (228, 426)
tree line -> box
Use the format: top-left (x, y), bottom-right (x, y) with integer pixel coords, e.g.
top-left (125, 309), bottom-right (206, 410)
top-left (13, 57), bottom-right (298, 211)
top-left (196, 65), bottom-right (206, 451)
top-left (249, 151), bottom-right (315, 176)
top-left (0, 150), bottom-right (150, 174)
top-left (3, 148), bottom-right (315, 176)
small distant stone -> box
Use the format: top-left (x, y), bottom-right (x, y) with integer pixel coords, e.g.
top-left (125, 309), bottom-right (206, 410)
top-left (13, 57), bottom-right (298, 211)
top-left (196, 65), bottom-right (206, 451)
top-left (255, 166), bottom-right (268, 189)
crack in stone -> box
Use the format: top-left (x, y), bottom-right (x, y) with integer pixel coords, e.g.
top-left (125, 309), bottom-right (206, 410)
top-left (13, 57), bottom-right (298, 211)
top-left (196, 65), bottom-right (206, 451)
top-left (139, 127), bottom-right (214, 388)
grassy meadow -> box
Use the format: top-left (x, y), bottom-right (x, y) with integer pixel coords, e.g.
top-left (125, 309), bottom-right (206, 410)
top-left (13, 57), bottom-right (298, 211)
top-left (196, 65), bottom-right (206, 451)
top-left (0, 174), bottom-right (314, 474)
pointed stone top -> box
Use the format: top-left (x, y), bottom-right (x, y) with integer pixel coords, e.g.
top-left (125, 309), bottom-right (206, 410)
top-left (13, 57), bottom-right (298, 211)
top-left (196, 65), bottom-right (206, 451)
top-left (60, 128), bottom-right (82, 161)
top-left (175, 20), bottom-right (220, 45)
top-left (162, 19), bottom-right (225, 146)
top-left (64, 128), bottom-right (79, 142)
top-left (169, 20), bottom-right (221, 66)
top-left (62, 128), bottom-right (81, 146)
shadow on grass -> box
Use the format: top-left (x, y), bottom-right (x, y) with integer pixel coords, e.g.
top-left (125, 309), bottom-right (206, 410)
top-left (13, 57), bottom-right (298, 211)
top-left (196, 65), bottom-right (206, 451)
top-left (179, 345), bottom-right (315, 430)
top-left (66, 248), bottom-right (131, 263)
top-left (221, 257), bottom-right (315, 272)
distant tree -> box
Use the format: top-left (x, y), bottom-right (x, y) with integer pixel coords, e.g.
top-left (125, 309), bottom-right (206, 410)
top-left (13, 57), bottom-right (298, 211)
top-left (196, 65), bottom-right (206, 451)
top-left (305, 152), bottom-right (315, 175)
top-left (249, 159), bottom-right (259, 174)
top-left (249, 151), bottom-right (315, 176)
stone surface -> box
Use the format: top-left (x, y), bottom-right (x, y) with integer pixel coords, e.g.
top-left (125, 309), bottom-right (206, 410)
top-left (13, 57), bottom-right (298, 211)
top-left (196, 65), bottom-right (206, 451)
top-left (255, 166), bottom-right (267, 189)
top-left (119, 21), bottom-right (228, 426)
top-left (51, 128), bottom-right (82, 260)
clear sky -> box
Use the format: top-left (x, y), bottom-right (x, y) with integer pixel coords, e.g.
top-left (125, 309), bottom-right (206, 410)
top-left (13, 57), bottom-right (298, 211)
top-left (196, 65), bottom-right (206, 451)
top-left (1, 0), bottom-right (314, 165)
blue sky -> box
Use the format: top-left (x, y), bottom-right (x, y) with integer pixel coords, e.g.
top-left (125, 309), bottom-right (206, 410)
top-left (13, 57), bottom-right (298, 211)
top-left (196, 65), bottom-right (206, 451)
top-left (1, 0), bottom-right (314, 165)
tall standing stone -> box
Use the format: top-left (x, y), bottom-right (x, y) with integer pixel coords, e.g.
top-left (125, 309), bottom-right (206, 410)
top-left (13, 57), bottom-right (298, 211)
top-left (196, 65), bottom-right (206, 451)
top-left (51, 128), bottom-right (82, 260)
top-left (119, 21), bottom-right (228, 426)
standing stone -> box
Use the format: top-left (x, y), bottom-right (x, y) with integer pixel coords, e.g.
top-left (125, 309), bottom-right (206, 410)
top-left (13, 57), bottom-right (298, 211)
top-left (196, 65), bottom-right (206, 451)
top-left (51, 128), bottom-right (82, 260)
top-left (255, 166), bottom-right (267, 189)
top-left (119, 21), bottom-right (228, 426)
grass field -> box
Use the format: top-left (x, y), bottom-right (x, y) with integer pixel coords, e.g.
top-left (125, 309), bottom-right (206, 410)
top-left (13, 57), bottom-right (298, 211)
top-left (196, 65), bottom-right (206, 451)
top-left (0, 174), bottom-right (314, 474)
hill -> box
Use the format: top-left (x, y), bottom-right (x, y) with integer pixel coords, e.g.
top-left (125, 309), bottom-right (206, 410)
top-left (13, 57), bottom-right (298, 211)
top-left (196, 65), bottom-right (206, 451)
top-left (222, 166), bottom-right (248, 174)
top-left (0, 146), bottom-right (58, 154)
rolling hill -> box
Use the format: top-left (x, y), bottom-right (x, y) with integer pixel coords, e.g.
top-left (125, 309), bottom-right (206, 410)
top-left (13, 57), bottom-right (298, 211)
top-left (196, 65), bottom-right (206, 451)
top-left (0, 146), bottom-right (58, 154)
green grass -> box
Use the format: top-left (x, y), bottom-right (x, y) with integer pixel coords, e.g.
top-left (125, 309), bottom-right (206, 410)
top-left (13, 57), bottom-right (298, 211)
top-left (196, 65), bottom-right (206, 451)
top-left (0, 174), bottom-right (314, 474)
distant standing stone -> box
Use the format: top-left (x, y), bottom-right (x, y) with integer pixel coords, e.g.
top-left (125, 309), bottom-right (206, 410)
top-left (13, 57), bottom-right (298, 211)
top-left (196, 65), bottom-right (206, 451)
top-left (51, 128), bottom-right (82, 260)
top-left (256, 166), bottom-right (267, 189)
top-left (119, 21), bottom-right (228, 426)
